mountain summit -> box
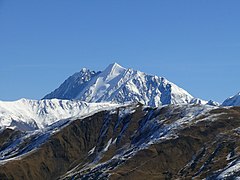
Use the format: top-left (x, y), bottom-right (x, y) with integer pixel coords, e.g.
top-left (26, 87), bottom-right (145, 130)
top-left (1, 63), bottom-right (239, 179)
top-left (44, 63), bottom-right (195, 106)
top-left (222, 92), bottom-right (240, 106)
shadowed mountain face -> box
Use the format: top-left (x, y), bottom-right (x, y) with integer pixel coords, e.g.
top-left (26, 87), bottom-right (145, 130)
top-left (0, 104), bottom-right (239, 179)
top-left (222, 92), bottom-right (240, 106)
top-left (43, 68), bottom-right (100, 100)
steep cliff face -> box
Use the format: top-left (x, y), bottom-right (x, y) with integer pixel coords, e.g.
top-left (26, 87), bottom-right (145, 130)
top-left (0, 104), bottom-right (239, 179)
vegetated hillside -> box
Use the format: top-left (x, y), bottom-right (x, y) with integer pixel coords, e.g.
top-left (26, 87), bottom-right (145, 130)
top-left (0, 104), bottom-right (239, 179)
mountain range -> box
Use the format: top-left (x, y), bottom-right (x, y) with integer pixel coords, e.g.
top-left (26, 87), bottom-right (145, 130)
top-left (0, 63), bottom-right (239, 179)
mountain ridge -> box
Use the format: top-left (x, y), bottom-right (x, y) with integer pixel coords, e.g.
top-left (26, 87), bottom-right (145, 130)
top-left (43, 68), bottom-right (100, 100)
top-left (0, 104), bottom-right (240, 179)
top-left (222, 92), bottom-right (240, 106)
top-left (43, 63), bottom-right (197, 106)
top-left (0, 63), bottom-right (239, 179)
top-left (0, 98), bottom-right (121, 131)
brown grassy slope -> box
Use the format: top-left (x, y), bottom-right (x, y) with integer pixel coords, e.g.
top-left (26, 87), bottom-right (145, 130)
top-left (0, 111), bottom-right (110, 180)
top-left (110, 107), bottom-right (240, 180)
top-left (0, 106), bottom-right (239, 180)
top-left (0, 105), bottom-right (145, 180)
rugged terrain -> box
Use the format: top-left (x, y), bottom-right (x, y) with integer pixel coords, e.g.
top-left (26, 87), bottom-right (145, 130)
top-left (0, 63), bottom-right (239, 179)
top-left (0, 99), bottom-right (120, 131)
top-left (43, 63), bottom-right (196, 106)
top-left (0, 104), bottom-right (239, 179)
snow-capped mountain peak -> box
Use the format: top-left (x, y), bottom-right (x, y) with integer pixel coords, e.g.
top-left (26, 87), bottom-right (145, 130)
top-left (100, 62), bottom-right (126, 81)
top-left (105, 62), bottom-right (126, 73)
top-left (80, 67), bottom-right (88, 73)
top-left (222, 92), bottom-right (240, 106)
top-left (43, 63), bottom-right (207, 106)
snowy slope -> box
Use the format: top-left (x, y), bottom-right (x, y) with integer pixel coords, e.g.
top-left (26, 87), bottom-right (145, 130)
top-left (216, 159), bottom-right (240, 179)
top-left (44, 63), bottom-right (197, 106)
top-left (190, 98), bottom-right (219, 106)
top-left (44, 68), bottom-right (100, 99)
top-left (0, 103), bottom-right (215, 166)
top-left (0, 99), bottom-right (120, 131)
top-left (222, 92), bottom-right (240, 106)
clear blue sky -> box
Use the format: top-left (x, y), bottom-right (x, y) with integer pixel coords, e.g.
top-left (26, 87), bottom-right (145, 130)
top-left (0, 0), bottom-right (239, 103)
